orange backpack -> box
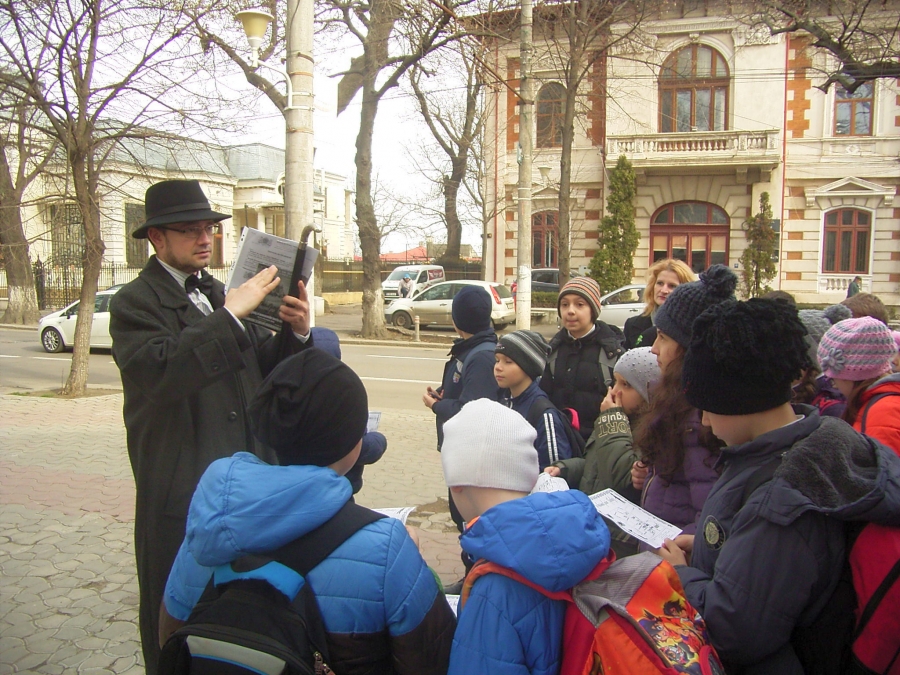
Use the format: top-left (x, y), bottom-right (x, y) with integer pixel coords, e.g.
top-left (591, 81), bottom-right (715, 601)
top-left (460, 552), bottom-right (723, 675)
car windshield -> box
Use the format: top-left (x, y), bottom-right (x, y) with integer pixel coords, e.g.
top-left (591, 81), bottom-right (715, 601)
top-left (494, 285), bottom-right (512, 298)
top-left (386, 269), bottom-right (413, 281)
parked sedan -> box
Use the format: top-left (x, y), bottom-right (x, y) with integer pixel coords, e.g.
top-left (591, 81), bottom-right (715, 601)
top-left (384, 280), bottom-right (516, 330)
top-left (38, 289), bottom-right (118, 353)
top-left (598, 284), bottom-right (645, 328)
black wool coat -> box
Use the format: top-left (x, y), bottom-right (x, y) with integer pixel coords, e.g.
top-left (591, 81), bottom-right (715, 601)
top-left (109, 256), bottom-right (309, 674)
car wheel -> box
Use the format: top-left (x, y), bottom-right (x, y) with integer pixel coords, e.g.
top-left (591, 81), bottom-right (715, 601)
top-left (41, 328), bottom-right (65, 353)
top-left (493, 322), bottom-right (507, 330)
top-left (393, 311), bottom-right (413, 329)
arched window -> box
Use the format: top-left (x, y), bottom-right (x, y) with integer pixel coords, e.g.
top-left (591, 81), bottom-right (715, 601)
top-left (536, 83), bottom-right (566, 148)
top-left (823, 208), bottom-right (871, 274)
top-left (532, 211), bottom-right (558, 268)
top-left (650, 201), bottom-right (729, 273)
top-left (659, 45), bottom-right (729, 133)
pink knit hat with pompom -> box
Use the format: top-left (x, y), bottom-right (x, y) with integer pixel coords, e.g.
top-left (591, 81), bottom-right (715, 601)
top-left (817, 317), bottom-right (895, 381)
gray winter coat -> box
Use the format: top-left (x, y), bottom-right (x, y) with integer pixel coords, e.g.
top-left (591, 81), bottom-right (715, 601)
top-left (677, 408), bottom-right (900, 674)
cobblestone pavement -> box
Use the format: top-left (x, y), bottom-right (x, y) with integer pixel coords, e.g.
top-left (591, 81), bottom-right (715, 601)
top-left (0, 393), bottom-right (463, 674)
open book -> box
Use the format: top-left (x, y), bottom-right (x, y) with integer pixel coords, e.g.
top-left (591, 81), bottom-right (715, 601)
top-left (225, 227), bottom-right (319, 331)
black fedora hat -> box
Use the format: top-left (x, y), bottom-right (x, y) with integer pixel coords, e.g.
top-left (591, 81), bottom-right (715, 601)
top-left (132, 179), bottom-right (230, 239)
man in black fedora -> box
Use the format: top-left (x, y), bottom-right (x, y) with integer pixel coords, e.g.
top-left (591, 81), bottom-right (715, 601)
top-left (109, 179), bottom-right (314, 674)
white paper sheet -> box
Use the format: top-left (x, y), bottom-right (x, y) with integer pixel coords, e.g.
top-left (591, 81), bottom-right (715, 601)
top-left (372, 506), bottom-right (415, 524)
top-left (589, 489), bottom-right (682, 549)
top-left (367, 412), bottom-right (381, 433)
top-left (445, 594), bottom-right (460, 616)
top-left (530, 473), bottom-right (570, 494)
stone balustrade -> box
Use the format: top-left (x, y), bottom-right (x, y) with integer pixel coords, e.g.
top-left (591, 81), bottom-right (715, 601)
top-left (606, 130), bottom-right (780, 164)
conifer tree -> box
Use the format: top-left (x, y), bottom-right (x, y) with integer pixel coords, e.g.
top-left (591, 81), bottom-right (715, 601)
top-left (589, 155), bottom-right (637, 292)
top-left (740, 192), bottom-right (778, 298)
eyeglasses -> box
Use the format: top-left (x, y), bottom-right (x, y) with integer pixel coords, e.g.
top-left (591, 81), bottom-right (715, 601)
top-left (161, 223), bottom-right (221, 239)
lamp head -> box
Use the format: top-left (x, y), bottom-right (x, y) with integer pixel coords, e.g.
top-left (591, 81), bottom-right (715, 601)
top-left (236, 10), bottom-right (274, 67)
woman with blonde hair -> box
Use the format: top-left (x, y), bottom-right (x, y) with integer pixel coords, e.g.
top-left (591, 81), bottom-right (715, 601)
top-left (624, 258), bottom-right (695, 349)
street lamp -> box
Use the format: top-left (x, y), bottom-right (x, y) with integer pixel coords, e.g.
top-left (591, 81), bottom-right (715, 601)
top-left (235, 10), bottom-right (273, 68)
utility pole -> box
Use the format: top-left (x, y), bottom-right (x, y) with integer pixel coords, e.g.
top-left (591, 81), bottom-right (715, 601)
top-left (285, 0), bottom-right (317, 323)
top-left (515, 0), bottom-right (534, 329)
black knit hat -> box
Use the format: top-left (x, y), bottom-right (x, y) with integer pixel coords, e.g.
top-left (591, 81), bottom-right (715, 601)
top-left (654, 264), bottom-right (737, 348)
top-left (248, 349), bottom-right (368, 466)
top-left (683, 299), bottom-right (809, 415)
top-left (496, 330), bottom-right (551, 380)
top-left (452, 285), bottom-right (493, 334)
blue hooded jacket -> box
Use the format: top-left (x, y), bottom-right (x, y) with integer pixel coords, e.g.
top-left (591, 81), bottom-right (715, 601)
top-left (450, 490), bottom-right (610, 675)
top-left (164, 452), bottom-right (455, 675)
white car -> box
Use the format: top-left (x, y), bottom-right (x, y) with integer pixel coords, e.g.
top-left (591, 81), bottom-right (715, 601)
top-left (38, 289), bottom-right (118, 353)
top-left (384, 280), bottom-right (516, 330)
top-left (598, 284), bottom-right (645, 328)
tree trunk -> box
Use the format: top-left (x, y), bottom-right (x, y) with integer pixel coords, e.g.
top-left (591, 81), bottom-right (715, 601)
top-left (440, 155), bottom-right (466, 262)
top-left (0, 147), bottom-right (39, 324)
top-left (62, 154), bottom-right (105, 396)
top-left (356, 83), bottom-right (388, 339)
top-left (558, 64), bottom-right (579, 280)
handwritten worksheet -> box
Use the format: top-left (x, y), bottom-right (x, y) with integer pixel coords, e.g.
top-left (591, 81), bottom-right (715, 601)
top-left (589, 489), bottom-right (682, 549)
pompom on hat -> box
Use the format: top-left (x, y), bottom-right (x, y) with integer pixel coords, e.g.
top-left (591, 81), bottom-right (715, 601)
top-left (441, 399), bottom-right (539, 493)
top-left (654, 264), bottom-right (737, 349)
top-left (248, 349), bottom-right (368, 467)
top-left (558, 277), bottom-right (603, 321)
top-left (613, 347), bottom-right (661, 403)
top-left (817, 317), bottom-right (895, 382)
top-left (683, 299), bottom-right (809, 415)
top-left (496, 330), bottom-right (551, 381)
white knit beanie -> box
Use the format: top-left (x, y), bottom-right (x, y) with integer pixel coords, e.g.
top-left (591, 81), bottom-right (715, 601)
top-left (441, 399), bottom-right (539, 492)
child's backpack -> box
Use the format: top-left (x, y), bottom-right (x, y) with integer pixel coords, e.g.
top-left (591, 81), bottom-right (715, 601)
top-left (547, 334), bottom-right (625, 390)
top-left (158, 502), bottom-right (385, 675)
top-left (741, 443), bottom-right (900, 675)
top-left (526, 396), bottom-right (586, 459)
top-left (460, 551), bottom-right (724, 675)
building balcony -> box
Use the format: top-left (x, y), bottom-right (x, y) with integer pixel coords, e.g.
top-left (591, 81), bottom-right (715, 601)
top-left (606, 130), bottom-right (781, 180)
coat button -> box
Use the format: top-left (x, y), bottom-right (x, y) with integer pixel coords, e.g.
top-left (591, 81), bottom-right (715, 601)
top-left (227, 411), bottom-right (238, 421)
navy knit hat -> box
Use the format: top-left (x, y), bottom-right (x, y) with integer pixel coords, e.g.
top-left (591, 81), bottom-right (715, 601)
top-left (248, 349), bottom-right (368, 467)
top-left (654, 264), bottom-right (737, 348)
top-left (452, 285), bottom-right (493, 334)
top-left (683, 299), bottom-right (808, 415)
top-left (496, 330), bottom-right (551, 380)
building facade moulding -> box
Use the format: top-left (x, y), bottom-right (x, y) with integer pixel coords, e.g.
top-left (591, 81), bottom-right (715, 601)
top-left (805, 177), bottom-right (895, 209)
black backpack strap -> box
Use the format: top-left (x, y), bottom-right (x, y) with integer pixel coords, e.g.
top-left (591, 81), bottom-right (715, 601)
top-left (740, 454), bottom-right (784, 508)
top-left (859, 392), bottom-right (899, 434)
top-left (526, 396), bottom-right (554, 429)
top-left (232, 501), bottom-right (386, 576)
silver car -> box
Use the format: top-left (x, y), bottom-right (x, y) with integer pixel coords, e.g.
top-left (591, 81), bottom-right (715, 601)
top-left (384, 280), bottom-right (516, 330)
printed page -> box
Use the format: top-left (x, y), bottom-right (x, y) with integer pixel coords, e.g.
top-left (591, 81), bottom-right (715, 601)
top-left (225, 228), bottom-right (301, 331)
top-left (367, 412), bottom-right (381, 433)
top-left (372, 506), bottom-right (415, 524)
top-left (445, 594), bottom-right (460, 617)
top-left (588, 489), bottom-right (682, 549)
top-left (530, 473), bottom-right (569, 494)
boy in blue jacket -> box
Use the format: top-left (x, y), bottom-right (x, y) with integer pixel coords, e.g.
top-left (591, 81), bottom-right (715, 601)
top-left (160, 350), bottom-right (455, 675)
top-left (442, 399), bottom-right (609, 675)
top-left (658, 299), bottom-right (900, 674)
top-left (494, 330), bottom-right (574, 469)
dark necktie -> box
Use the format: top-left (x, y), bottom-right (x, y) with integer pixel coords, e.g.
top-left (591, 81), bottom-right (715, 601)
top-left (185, 274), bottom-right (220, 310)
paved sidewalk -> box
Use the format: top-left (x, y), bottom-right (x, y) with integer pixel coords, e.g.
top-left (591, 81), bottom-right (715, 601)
top-left (0, 393), bottom-right (463, 674)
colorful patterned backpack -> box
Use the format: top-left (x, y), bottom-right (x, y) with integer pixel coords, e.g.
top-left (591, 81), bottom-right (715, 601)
top-left (460, 551), bottom-right (723, 675)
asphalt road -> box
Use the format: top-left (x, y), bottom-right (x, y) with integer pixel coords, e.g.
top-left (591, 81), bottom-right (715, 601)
top-left (0, 327), bottom-right (447, 412)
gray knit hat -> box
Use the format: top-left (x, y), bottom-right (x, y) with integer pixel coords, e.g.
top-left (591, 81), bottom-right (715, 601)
top-left (613, 347), bottom-right (661, 403)
top-left (798, 304), bottom-right (853, 368)
top-left (654, 264), bottom-right (737, 348)
top-left (496, 330), bottom-right (551, 380)
top-left (441, 399), bottom-right (539, 492)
